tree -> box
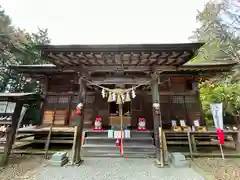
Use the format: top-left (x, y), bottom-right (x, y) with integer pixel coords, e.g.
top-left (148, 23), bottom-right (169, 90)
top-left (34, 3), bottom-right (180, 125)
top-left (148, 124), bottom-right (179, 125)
top-left (191, 1), bottom-right (240, 126)
top-left (0, 6), bottom-right (51, 125)
top-left (0, 5), bottom-right (50, 93)
top-left (199, 78), bottom-right (240, 126)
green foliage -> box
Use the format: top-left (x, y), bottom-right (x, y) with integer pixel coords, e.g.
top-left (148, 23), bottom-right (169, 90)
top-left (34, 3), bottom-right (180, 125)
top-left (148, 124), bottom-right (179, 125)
top-left (0, 5), bottom-right (51, 125)
top-left (190, 0), bottom-right (240, 68)
top-left (199, 79), bottom-right (240, 118)
top-left (191, 1), bottom-right (240, 125)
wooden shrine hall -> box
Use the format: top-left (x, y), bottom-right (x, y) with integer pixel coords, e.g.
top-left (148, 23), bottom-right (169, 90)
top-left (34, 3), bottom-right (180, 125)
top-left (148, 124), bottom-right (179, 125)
top-left (10, 43), bottom-right (236, 130)
top-left (9, 43), bottom-right (238, 160)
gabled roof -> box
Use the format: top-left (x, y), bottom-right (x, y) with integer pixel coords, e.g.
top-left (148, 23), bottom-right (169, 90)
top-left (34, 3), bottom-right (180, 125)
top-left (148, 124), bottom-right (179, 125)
top-left (38, 43), bottom-right (204, 71)
top-left (9, 60), bottom-right (237, 74)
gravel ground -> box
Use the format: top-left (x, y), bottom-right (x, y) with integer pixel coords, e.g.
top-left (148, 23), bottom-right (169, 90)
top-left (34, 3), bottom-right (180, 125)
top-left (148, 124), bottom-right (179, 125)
top-left (23, 158), bottom-right (203, 180)
top-left (0, 155), bottom-right (46, 180)
top-left (192, 158), bottom-right (240, 180)
top-left (3, 155), bottom-right (240, 180)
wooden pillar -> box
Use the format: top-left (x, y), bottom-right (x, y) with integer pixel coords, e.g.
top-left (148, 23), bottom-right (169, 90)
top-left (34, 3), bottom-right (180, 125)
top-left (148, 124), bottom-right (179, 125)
top-left (39, 75), bottom-right (49, 124)
top-left (151, 74), bottom-right (161, 162)
top-left (74, 76), bottom-right (86, 164)
top-left (0, 101), bottom-right (23, 166)
top-left (196, 88), bottom-right (205, 126)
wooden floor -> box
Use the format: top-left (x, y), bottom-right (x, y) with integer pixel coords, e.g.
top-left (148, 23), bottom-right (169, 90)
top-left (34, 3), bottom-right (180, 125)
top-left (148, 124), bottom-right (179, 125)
top-left (17, 125), bottom-right (75, 133)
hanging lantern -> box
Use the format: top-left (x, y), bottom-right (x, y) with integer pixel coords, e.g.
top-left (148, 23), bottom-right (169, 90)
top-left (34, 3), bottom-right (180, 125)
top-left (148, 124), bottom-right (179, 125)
top-left (125, 92), bottom-right (131, 102)
top-left (101, 88), bottom-right (106, 98)
top-left (116, 94), bottom-right (122, 104)
top-left (131, 89), bottom-right (136, 99)
top-left (112, 93), bottom-right (116, 101)
top-left (107, 92), bottom-right (112, 102)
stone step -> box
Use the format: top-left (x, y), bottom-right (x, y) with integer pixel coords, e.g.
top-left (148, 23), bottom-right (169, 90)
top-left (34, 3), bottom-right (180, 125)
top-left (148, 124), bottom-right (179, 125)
top-left (82, 144), bottom-right (155, 153)
top-left (85, 130), bottom-right (108, 137)
top-left (82, 145), bottom-right (156, 158)
top-left (82, 152), bottom-right (156, 158)
top-left (84, 137), bottom-right (153, 145)
top-left (130, 131), bottom-right (153, 138)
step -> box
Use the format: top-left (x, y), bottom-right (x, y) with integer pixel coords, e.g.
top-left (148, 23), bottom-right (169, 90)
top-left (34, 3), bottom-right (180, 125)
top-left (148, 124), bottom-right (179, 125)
top-left (82, 152), bottom-right (156, 158)
top-left (85, 130), bottom-right (108, 137)
top-left (84, 137), bottom-right (153, 145)
top-left (82, 144), bottom-right (156, 158)
top-left (127, 130), bottom-right (153, 138)
top-left (82, 144), bottom-right (155, 153)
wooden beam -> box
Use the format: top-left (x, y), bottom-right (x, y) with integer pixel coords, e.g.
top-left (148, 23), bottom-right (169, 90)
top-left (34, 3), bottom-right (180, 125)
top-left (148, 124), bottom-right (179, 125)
top-left (102, 53), bottom-right (108, 64)
top-left (86, 65), bottom-right (177, 72)
top-left (136, 52), bottom-right (144, 65)
top-left (67, 53), bottom-right (82, 65)
top-left (120, 53), bottom-right (124, 68)
top-left (61, 65), bottom-right (90, 78)
top-left (88, 77), bottom-right (151, 85)
top-left (48, 53), bottom-right (65, 66)
top-left (111, 53), bottom-right (116, 64)
top-left (56, 53), bottom-right (74, 66)
top-left (128, 52), bottom-right (133, 65)
top-left (146, 52), bottom-right (157, 65)
top-left (76, 53), bottom-right (91, 65)
top-left (90, 53), bottom-right (101, 66)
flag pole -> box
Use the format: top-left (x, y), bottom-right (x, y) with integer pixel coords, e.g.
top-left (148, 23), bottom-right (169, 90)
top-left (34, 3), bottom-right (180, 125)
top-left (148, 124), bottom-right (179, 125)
top-left (119, 97), bottom-right (124, 155)
top-left (219, 144), bottom-right (225, 160)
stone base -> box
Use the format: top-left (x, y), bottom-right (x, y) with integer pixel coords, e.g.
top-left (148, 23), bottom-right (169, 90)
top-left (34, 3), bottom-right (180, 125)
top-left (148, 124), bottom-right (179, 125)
top-left (49, 152), bottom-right (69, 167)
top-left (169, 152), bottom-right (190, 168)
top-left (51, 152), bottom-right (68, 161)
top-left (49, 157), bottom-right (69, 167)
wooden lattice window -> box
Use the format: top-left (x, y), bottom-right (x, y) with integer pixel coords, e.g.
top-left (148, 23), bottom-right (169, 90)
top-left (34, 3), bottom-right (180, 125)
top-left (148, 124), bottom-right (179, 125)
top-left (59, 96), bottom-right (70, 104)
top-left (47, 96), bottom-right (58, 104)
top-left (72, 96), bottom-right (78, 104)
top-left (45, 96), bottom-right (70, 109)
top-left (172, 96), bottom-right (184, 104)
top-left (185, 96), bottom-right (197, 103)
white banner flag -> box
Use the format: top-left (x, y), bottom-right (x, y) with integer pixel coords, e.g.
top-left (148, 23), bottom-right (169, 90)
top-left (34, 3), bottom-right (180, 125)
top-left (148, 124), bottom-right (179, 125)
top-left (210, 103), bottom-right (223, 129)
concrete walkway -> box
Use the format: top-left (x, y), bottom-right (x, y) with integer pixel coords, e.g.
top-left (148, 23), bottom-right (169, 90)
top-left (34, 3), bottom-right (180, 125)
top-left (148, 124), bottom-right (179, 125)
top-left (26, 158), bottom-right (204, 180)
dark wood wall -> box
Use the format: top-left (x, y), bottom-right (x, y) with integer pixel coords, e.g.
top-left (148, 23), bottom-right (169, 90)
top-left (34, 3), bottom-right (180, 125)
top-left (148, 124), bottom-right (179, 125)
top-left (41, 74), bottom-right (204, 129)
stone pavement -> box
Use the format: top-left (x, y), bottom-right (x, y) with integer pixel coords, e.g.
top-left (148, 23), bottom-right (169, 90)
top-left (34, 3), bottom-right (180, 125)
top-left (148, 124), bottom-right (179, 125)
top-left (25, 158), bottom-right (204, 180)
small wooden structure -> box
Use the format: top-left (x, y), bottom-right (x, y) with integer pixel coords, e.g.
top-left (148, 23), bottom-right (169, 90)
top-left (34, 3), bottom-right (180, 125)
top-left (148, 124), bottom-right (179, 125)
top-left (9, 44), bottom-right (238, 162)
top-left (0, 93), bottom-right (42, 166)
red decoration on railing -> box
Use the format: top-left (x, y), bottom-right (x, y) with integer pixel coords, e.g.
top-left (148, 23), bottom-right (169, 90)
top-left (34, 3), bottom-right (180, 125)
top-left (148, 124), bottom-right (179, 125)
top-left (75, 103), bottom-right (83, 116)
top-left (116, 138), bottom-right (121, 146)
top-left (75, 108), bottom-right (81, 116)
top-left (216, 128), bottom-right (225, 145)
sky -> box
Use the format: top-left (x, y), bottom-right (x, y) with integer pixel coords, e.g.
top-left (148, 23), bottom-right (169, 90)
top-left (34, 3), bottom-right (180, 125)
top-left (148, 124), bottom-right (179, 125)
top-left (0, 0), bottom-right (209, 44)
